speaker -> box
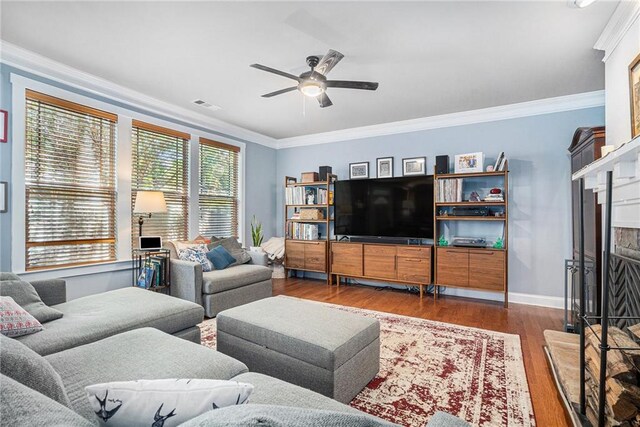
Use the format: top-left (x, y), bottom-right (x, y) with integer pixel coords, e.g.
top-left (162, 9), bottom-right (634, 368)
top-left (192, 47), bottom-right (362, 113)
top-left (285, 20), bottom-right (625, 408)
top-left (435, 155), bottom-right (449, 174)
top-left (319, 166), bottom-right (332, 181)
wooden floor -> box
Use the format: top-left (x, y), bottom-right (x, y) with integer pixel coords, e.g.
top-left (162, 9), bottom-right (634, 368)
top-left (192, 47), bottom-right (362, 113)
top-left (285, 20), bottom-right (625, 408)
top-left (273, 277), bottom-right (570, 427)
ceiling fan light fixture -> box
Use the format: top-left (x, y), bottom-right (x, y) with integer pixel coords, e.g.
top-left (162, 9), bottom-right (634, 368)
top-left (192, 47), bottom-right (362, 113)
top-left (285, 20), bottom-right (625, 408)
top-left (299, 80), bottom-right (325, 97)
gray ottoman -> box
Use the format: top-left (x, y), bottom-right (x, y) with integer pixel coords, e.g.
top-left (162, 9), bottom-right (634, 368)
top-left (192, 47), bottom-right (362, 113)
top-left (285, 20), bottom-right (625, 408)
top-left (217, 296), bottom-right (380, 403)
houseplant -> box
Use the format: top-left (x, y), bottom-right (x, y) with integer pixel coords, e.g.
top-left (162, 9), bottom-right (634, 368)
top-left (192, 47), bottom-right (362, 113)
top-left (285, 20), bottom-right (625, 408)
top-left (250, 215), bottom-right (264, 252)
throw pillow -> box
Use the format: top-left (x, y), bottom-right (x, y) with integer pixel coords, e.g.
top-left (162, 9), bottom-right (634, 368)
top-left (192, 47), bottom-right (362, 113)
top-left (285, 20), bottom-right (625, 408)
top-left (85, 379), bottom-right (254, 427)
top-left (178, 245), bottom-right (213, 272)
top-left (0, 280), bottom-right (63, 323)
top-left (0, 296), bottom-right (43, 337)
top-left (0, 334), bottom-right (71, 407)
top-left (206, 245), bottom-right (236, 270)
top-left (208, 237), bottom-right (251, 266)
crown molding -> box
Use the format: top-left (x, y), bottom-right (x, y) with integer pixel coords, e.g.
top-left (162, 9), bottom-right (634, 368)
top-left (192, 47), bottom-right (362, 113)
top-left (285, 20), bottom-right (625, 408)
top-left (594, 0), bottom-right (640, 62)
top-left (276, 90), bottom-right (605, 149)
top-left (0, 40), bottom-right (278, 149)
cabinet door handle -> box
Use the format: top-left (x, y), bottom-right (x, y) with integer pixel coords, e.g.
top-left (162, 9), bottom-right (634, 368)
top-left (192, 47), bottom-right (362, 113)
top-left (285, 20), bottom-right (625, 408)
top-left (470, 251), bottom-right (493, 255)
top-left (403, 258), bottom-right (423, 262)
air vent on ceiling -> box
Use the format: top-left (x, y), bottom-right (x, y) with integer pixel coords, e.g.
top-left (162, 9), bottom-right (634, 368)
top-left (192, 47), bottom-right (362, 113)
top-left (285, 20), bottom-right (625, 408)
top-left (192, 99), bottom-right (221, 111)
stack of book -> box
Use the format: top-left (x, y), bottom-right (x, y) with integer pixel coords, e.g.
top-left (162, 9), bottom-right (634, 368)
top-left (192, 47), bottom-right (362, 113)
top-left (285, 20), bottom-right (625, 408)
top-left (437, 178), bottom-right (464, 202)
top-left (484, 192), bottom-right (505, 202)
top-left (287, 223), bottom-right (319, 240)
top-left (136, 257), bottom-right (166, 289)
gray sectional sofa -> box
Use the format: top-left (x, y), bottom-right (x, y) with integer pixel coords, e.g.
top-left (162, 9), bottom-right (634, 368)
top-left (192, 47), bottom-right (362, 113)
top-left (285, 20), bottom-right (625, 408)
top-left (0, 273), bottom-right (468, 426)
top-left (0, 273), bottom-right (204, 355)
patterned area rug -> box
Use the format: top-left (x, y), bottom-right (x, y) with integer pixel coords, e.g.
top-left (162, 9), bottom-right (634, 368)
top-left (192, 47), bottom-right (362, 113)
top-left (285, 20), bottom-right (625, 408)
top-left (198, 297), bottom-right (535, 427)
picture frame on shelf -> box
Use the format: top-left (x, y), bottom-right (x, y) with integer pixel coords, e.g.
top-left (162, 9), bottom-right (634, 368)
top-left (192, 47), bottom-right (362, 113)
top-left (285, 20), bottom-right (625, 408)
top-left (0, 110), bottom-right (7, 143)
top-left (454, 152), bottom-right (484, 173)
top-left (349, 161), bottom-right (369, 179)
top-left (402, 157), bottom-right (426, 176)
top-left (629, 52), bottom-right (640, 137)
top-left (376, 157), bottom-right (394, 178)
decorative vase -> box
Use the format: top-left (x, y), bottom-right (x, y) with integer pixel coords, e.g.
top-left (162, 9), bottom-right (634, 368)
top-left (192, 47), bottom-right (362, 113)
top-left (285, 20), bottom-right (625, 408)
top-left (249, 246), bottom-right (263, 253)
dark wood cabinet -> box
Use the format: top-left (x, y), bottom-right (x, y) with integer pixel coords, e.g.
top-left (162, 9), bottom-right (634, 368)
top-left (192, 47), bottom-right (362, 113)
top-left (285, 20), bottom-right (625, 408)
top-left (568, 126), bottom-right (605, 316)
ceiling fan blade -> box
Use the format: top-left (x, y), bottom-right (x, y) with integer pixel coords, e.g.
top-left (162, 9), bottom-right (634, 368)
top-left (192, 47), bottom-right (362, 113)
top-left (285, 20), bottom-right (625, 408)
top-left (314, 49), bottom-right (344, 76)
top-left (317, 92), bottom-right (333, 108)
top-left (326, 80), bottom-right (379, 90)
top-left (250, 64), bottom-right (300, 82)
top-left (261, 87), bottom-right (298, 98)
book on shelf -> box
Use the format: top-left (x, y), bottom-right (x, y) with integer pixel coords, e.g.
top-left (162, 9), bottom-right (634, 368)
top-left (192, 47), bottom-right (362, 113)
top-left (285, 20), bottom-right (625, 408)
top-left (287, 222), bottom-right (319, 240)
top-left (285, 186), bottom-right (329, 205)
top-left (437, 178), bottom-right (464, 202)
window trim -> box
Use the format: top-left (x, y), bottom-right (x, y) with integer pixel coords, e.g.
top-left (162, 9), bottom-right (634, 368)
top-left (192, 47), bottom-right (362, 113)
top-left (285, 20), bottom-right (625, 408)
top-left (10, 74), bottom-right (246, 275)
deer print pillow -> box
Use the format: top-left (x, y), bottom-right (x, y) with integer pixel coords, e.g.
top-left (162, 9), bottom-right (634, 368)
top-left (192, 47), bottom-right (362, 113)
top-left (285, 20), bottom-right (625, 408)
top-left (85, 378), bottom-right (253, 427)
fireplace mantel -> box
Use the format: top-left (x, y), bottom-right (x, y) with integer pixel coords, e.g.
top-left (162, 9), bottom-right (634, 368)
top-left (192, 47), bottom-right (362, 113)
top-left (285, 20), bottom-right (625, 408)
top-left (573, 136), bottom-right (640, 229)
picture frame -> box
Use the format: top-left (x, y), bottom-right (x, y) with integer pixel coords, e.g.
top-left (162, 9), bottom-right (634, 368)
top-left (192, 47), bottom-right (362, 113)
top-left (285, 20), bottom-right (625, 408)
top-left (629, 52), bottom-right (640, 138)
top-left (349, 162), bottom-right (369, 180)
top-left (0, 182), bottom-right (6, 213)
top-left (376, 157), bottom-right (394, 178)
top-left (454, 152), bottom-right (484, 173)
top-left (0, 110), bottom-right (7, 143)
top-left (402, 157), bottom-right (426, 176)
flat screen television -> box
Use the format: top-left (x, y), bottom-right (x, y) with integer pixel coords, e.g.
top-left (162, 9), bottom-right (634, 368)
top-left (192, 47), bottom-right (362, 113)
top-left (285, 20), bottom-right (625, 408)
top-left (334, 175), bottom-right (434, 239)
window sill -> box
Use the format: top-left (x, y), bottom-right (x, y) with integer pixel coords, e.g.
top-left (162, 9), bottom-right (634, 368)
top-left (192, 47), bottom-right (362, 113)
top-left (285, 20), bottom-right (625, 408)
top-left (16, 260), bottom-right (133, 281)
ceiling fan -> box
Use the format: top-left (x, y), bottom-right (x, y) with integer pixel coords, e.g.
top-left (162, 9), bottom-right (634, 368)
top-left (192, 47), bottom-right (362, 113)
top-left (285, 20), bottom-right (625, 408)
top-left (250, 49), bottom-right (378, 108)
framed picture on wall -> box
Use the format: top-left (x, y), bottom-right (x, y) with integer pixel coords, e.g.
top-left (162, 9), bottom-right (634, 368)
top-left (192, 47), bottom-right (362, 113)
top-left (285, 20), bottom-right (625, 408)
top-left (349, 162), bottom-right (369, 179)
top-left (0, 110), bottom-right (7, 143)
top-left (629, 52), bottom-right (640, 138)
top-left (376, 157), bottom-right (393, 178)
top-left (402, 157), bottom-right (426, 176)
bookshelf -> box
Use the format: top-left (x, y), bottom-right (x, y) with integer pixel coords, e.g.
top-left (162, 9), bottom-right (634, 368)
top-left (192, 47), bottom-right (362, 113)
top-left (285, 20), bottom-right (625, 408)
top-left (284, 174), bottom-right (336, 283)
top-left (433, 161), bottom-right (509, 307)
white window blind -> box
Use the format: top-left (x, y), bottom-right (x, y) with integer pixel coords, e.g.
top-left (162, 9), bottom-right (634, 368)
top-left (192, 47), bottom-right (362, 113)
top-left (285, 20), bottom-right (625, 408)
top-left (24, 90), bottom-right (118, 270)
top-left (199, 137), bottom-right (239, 239)
top-left (131, 120), bottom-right (189, 248)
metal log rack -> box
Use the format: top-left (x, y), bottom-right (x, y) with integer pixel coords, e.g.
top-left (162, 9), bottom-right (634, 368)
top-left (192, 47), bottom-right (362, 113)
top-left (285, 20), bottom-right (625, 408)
top-left (577, 172), bottom-right (640, 426)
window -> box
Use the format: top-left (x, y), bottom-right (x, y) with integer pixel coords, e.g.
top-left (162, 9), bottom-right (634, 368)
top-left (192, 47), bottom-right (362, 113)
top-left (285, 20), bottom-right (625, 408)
top-left (199, 137), bottom-right (239, 238)
top-left (131, 120), bottom-right (189, 247)
top-left (24, 90), bottom-right (117, 270)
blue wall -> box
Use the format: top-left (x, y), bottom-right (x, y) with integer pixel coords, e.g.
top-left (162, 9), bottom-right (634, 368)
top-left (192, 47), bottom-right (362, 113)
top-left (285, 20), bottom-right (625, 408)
top-left (276, 107), bottom-right (605, 299)
top-left (0, 63), bottom-right (277, 296)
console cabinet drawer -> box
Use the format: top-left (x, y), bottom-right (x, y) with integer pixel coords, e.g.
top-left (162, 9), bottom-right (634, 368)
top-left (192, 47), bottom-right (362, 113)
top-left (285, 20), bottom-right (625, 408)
top-left (304, 241), bottom-right (327, 271)
top-left (397, 256), bottom-right (430, 284)
top-left (436, 248), bottom-right (469, 287)
top-left (397, 246), bottom-right (430, 258)
top-left (468, 250), bottom-right (505, 291)
top-left (331, 243), bottom-right (363, 276)
top-left (364, 245), bottom-right (396, 279)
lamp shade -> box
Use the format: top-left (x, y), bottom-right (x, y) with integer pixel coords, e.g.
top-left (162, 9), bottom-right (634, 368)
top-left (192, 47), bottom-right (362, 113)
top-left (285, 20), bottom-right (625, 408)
top-left (133, 191), bottom-right (167, 214)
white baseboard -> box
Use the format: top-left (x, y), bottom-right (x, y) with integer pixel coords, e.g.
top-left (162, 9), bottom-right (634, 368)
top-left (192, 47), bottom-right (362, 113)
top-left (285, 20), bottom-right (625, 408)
top-left (439, 287), bottom-right (564, 309)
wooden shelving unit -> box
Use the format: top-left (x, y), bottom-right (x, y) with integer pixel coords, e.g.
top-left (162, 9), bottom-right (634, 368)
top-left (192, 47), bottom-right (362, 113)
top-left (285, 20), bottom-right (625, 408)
top-left (284, 175), bottom-right (336, 284)
top-left (433, 161), bottom-right (509, 307)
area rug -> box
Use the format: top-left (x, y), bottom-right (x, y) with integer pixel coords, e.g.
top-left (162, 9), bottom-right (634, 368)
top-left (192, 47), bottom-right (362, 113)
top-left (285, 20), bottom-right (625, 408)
top-left (198, 296), bottom-right (535, 427)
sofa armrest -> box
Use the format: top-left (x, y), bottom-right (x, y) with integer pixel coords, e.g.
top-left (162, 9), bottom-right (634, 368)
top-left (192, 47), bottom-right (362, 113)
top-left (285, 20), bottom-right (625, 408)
top-left (29, 279), bottom-right (67, 306)
top-left (247, 250), bottom-right (269, 267)
top-left (170, 259), bottom-right (203, 306)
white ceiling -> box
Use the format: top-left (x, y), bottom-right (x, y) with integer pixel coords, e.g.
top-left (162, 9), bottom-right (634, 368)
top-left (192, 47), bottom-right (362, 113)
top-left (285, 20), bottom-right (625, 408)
top-left (0, 1), bottom-right (616, 140)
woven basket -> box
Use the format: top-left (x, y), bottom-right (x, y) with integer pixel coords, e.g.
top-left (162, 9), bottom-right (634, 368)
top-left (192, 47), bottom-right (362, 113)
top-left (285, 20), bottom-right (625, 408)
top-left (300, 209), bottom-right (324, 220)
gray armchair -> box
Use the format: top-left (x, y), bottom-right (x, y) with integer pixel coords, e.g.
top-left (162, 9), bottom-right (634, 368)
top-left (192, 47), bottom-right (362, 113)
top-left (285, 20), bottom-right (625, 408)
top-left (169, 248), bottom-right (272, 318)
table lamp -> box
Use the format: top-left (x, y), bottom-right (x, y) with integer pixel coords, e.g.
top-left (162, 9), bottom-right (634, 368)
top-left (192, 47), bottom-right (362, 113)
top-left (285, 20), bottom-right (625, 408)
top-left (133, 191), bottom-right (167, 236)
